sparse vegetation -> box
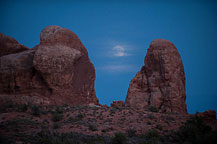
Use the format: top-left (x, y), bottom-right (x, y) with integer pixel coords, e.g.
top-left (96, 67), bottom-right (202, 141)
top-left (77, 113), bottom-right (84, 119)
top-left (31, 105), bottom-right (41, 116)
top-left (147, 121), bottom-right (152, 125)
top-left (1, 104), bottom-right (217, 144)
top-left (148, 105), bottom-right (159, 112)
top-left (52, 113), bottom-right (63, 122)
top-left (88, 123), bottom-right (98, 131)
top-left (145, 129), bottom-right (159, 139)
top-left (148, 113), bottom-right (155, 119)
top-left (174, 116), bottom-right (217, 144)
top-left (110, 108), bottom-right (116, 115)
top-left (55, 106), bottom-right (63, 113)
top-left (18, 104), bottom-right (28, 112)
top-left (127, 128), bottom-right (137, 137)
top-left (0, 101), bottom-right (16, 113)
top-left (111, 132), bottom-right (127, 144)
top-left (53, 123), bottom-right (60, 129)
top-left (0, 118), bottom-right (39, 132)
top-left (155, 124), bottom-right (163, 131)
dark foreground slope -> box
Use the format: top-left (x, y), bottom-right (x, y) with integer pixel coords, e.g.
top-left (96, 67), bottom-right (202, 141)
top-left (0, 103), bottom-right (216, 144)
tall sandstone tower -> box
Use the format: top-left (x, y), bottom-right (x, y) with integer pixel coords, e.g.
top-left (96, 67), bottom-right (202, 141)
top-left (125, 39), bottom-right (187, 114)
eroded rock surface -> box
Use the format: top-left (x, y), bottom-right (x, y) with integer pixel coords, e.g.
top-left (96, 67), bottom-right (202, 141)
top-left (0, 33), bottom-right (29, 57)
top-left (111, 101), bottom-right (124, 107)
top-left (125, 39), bottom-right (187, 113)
top-left (0, 25), bottom-right (98, 106)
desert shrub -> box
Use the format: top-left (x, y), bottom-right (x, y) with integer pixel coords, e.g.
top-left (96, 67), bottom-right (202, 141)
top-left (148, 114), bottom-right (155, 119)
top-left (52, 113), bottom-right (63, 122)
top-left (89, 136), bottom-right (105, 144)
top-left (66, 114), bottom-right (84, 124)
top-left (29, 130), bottom-right (110, 144)
top-left (148, 106), bottom-right (159, 112)
top-left (175, 116), bottom-right (217, 144)
top-left (0, 118), bottom-right (38, 132)
top-left (110, 108), bottom-right (116, 115)
top-left (67, 117), bottom-right (78, 123)
top-left (155, 124), bottom-right (163, 131)
top-left (88, 124), bottom-right (98, 131)
top-left (101, 127), bottom-right (114, 133)
top-left (147, 121), bottom-right (152, 125)
top-left (53, 123), bottom-right (60, 129)
top-left (111, 132), bottom-right (127, 144)
top-left (63, 104), bottom-right (68, 107)
top-left (19, 104), bottom-right (28, 112)
top-left (55, 106), bottom-right (63, 113)
top-left (119, 118), bottom-right (126, 122)
top-left (0, 134), bottom-right (15, 144)
top-left (127, 129), bottom-right (137, 137)
top-left (101, 129), bottom-right (107, 133)
top-left (77, 113), bottom-right (84, 119)
top-left (31, 105), bottom-right (41, 116)
top-left (146, 129), bottom-right (159, 139)
top-left (0, 101), bottom-right (16, 113)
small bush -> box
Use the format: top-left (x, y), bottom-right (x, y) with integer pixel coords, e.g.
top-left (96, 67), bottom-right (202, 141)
top-left (19, 104), bottom-right (28, 112)
top-left (53, 123), bottom-right (60, 129)
top-left (55, 106), bottom-right (63, 113)
top-left (148, 114), bottom-right (155, 119)
top-left (31, 105), bottom-right (40, 116)
top-left (148, 106), bottom-right (159, 112)
top-left (111, 132), bottom-right (127, 144)
top-left (0, 134), bottom-right (15, 144)
top-left (146, 129), bottom-right (159, 139)
top-left (101, 129), bottom-right (107, 133)
top-left (127, 129), bottom-right (137, 137)
top-left (175, 116), bottom-right (217, 144)
top-left (67, 117), bottom-right (78, 123)
top-left (77, 113), bottom-right (84, 119)
top-left (89, 136), bottom-right (105, 144)
top-left (147, 121), bottom-right (152, 125)
top-left (52, 113), bottom-right (63, 122)
top-left (156, 124), bottom-right (163, 131)
top-left (0, 101), bottom-right (16, 113)
top-left (88, 124), bottom-right (98, 131)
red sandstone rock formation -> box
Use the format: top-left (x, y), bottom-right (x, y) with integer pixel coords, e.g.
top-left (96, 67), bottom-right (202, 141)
top-left (0, 25), bottom-right (99, 106)
top-left (111, 101), bottom-right (124, 107)
top-left (0, 33), bottom-right (29, 57)
top-left (125, 39), bottom-right (187, 113)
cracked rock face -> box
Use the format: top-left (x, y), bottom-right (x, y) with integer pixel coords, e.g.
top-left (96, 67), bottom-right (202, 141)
top-left (0, 25), bottom-right (98, 106)
top-left (125, 39), bottom-right (187, 113)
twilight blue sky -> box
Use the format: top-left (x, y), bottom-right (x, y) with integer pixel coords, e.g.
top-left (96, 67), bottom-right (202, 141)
top-left (0, 0), bottom-right (217, 113)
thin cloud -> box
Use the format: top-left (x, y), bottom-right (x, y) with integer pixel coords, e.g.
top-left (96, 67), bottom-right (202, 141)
top-left (106, 42), bottom-right (132, 57)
